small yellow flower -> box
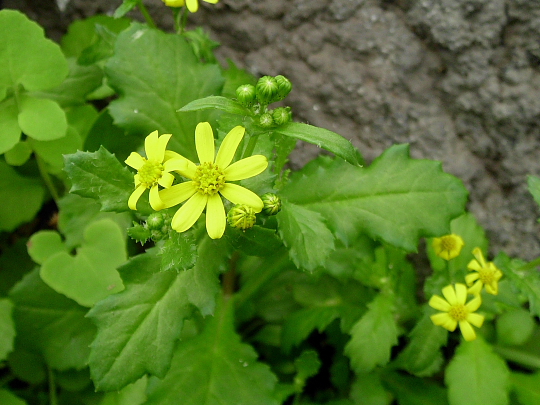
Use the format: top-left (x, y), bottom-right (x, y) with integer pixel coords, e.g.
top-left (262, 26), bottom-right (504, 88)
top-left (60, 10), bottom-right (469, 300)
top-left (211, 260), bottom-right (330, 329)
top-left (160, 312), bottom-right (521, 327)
top-left (159, 122), bottom-right (268, 239)
top-left (124, 131), bottom-right (186, 211)
top-left (162, 0), bottom-right (219, 12)
top-left (466, 247), bottom-right (503, 295)
top-left (429, 283), bottom-right (484, 341)
top-left (432, 234), bottom-right (464, 260)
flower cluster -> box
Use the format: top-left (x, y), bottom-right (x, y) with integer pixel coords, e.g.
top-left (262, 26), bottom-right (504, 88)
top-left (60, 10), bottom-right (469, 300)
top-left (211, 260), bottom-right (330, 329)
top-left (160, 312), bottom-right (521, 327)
top-left (429, 234), bottom-right (504, 340)
top-left (126, 123), bottom-right (269, 239)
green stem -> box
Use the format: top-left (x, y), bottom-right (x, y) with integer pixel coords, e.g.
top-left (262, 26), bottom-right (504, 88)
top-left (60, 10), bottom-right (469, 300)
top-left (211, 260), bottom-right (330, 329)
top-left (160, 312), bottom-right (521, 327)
top-left (494, 345), bottom-right (540, 370)
top-left (137, 0), bottom-right (156, 28)
top-left (48, 366), bottom-right (58, 405)
top-left (223, 251), bottom-right (240, 298)
top-left (36, 154), bottom-right (60, 203)
top-left (517, 256), bottom-right (540, 271)
top-left (242, 134), bottom-right (260, 159)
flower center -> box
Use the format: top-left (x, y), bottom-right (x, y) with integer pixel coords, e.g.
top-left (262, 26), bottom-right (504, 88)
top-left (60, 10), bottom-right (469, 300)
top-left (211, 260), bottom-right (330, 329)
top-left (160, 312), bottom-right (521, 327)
top-left (479, 269), bottom-right (495, 285)
top-left (139, 159), bottom-right (164, 188)
top-left (440, 236), bottom-right (457, 252)
top-left (193, 162), bottom-right (225, 195)
top-left (448, 304), bottom-right (468, 321)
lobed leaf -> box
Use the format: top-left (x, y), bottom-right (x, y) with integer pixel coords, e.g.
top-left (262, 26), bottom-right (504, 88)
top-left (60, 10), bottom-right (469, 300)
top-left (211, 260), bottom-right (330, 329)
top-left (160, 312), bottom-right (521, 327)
top-left (159, 230), bottom-right (198, 272)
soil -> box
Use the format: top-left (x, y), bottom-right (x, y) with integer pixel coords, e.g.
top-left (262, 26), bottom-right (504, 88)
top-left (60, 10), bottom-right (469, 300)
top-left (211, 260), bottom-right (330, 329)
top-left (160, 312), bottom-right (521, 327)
top-left (7, 0), bottom-right (540, 259)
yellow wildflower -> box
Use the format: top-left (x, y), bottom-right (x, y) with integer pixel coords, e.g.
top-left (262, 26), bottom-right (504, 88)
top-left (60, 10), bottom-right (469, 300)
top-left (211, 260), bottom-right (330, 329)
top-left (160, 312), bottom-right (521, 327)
top-left (466, 247), bottom-right (503, 295)
top-left (429, 283), bottom-right (484, 341)
top-left (125, 131), bottom-right (186, 211)
top-left (162, 0), bottom-right (219, 12)
top-left (159, 122), bottom-right (268, 239)
top-left (432, 234), bottom-right (464, 260)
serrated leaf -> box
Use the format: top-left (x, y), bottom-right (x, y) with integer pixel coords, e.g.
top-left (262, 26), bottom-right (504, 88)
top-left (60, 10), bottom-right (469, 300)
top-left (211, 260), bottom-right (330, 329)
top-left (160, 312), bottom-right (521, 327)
top-left (39, 219), bottom-right (126, 307)
top-left (281, 145), bottom-right (468, 251)
top-left (159, 230), bottom-right (198, 272)
top-left (350, 373), bottom-right (392, 405)
top-left (496, 253), bottom-right (540, 317)
top-left (0, 389), bottom-right (27, 405)
top-left (383, 372), bottom-right (448, 405)
top-left (88, 240), bottom-right (224, 391)
top-left (277, 201), bottom-right (335, 271)
top-left (394, 311), bottom-right (448, 377)
top-left (106, 24), bottom-right (224, 160)
top-left (9, 269), bottom-right (96, 370)
top-left (345, 294), bottom-right (398, 373)
top-left (0, 10), bottom-right (68, 91)
top-left (64, 146), bottom-right (134, 212)
top-left (145, 296), bottom-right (278, 405)
top-left (445, 338), bottom-right (510, 405)
top-left (0, 161), bottom-right (45, 232)
top-left (511, 371), bottom-right (540, 405)
top-left (0, 299), bottom-right (15, 361)
top-left (224, 225), bottom-right (283, 257)
top-left (276, 122), bottom-right (361, 165)
top-left (17, 94), bottom-right (67, 141)
top-left (99, 376), bottom-right (147, 405)
top-left (127, 223), bottom-right (152, 244)
top-left (179, 96), bottom-right (253, 116)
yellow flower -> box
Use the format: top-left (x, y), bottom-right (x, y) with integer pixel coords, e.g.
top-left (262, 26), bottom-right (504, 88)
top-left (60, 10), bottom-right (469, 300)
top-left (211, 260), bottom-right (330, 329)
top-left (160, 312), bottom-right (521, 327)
top-left (429, 283), bottom-right (484, 341)
top-left (159, 122), bottom-right (268, 239)
top-left (466, 247), bottom-right (503, 295)
top-left (162, 0), bottom-right (219, 12)
top-left (125, 131), bottom-right (186, 211)
top-left (432, 234), bottom-right (464, 260)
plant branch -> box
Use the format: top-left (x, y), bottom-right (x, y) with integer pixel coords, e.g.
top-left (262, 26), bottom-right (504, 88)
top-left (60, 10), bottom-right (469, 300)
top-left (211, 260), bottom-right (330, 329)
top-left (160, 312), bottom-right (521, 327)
top-left (36, 154), bottom-right (60, 203)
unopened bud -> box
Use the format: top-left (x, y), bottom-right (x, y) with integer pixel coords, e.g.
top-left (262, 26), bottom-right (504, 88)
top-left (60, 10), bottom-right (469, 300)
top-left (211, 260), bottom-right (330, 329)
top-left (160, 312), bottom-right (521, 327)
top-left (261, 193), bottom-right (281, 215)
top-left (274, 75), bottom-right (292, 100)
top-left (236, 84), bottom-right (256, 107)
top-left (227, 204), bottom-right (256, 230)
top-left (272, 107), bottom-right (292, 126)
top-left (146, 212), bottom-right (166, 230)
top-left (256, 76), bottom-right (279, 104)
top-left (258, 112), bottom-right (274, 128)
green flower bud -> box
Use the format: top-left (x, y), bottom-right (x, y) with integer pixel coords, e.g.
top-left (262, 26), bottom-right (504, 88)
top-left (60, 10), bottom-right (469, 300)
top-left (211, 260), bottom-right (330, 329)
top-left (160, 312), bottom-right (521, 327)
top-left (275, 75), bottom-right (292, 100)
top-left (256, 76), bottom-right (279, 104)
top-left (146, 212), bottom-right (166, 230)
top-left (272, 107), bottom-right (292, 126)
top-left (236, 84), bottom-right (256, 107)
top-left (258, 112), bottom-right (274, 128)
top-left (227, 204), bottom-right (257, 230)
top-left (261, 193), bottom-right (281, 215)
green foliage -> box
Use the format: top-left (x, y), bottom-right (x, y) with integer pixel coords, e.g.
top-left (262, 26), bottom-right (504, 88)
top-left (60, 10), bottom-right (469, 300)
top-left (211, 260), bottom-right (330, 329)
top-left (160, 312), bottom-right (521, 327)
top-left (445, 338), bottom-right (510, 405)
top-left (0, 299), bottom-right (15, 361)
top-left (511, 372), bottom-right (540, 405)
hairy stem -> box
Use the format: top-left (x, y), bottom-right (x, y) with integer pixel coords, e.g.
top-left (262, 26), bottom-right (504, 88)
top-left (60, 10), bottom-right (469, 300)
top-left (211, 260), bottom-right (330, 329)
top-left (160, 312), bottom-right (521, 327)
top-left (137, 0), bottom-right (156, 28)
top-left (48, 366), bottom-right (58, 405)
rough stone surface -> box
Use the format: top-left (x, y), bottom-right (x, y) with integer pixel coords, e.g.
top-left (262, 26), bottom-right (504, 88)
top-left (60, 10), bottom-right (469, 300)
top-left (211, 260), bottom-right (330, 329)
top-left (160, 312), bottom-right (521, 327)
top-left (8, 0), bottom-right (540, 259)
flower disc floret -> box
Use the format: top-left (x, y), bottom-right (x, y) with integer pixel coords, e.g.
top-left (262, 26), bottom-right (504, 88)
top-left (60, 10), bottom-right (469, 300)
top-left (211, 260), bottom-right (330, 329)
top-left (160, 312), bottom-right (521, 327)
top-left (432, 234), bottom-right (464, 260)
top-left (466, 247), bottom-right (503, 295)
top-left (158, 122), bottom-right (268, 239)
top-left (429, 283), bottom-right (484, 341)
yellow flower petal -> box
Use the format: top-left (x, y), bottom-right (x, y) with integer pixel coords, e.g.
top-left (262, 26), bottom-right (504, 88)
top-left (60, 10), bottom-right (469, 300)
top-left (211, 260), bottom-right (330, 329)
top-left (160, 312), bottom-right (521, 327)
top-left (158, 172), bottom-right (175, 188)
top-left (465, 294), bottom-right (482, 312)
top-left (172, 192), bottom-right (207, 232)
top-left (144, 130), bottom-right (160, 161)
top-left (467, 259), bottom-right (483, 272)
top-left (164, 152), bottom-right (197, 178)
top-left (155, 133), bottom-right (172, 162)
top-left (224, 155), bottom-right (268, 181)
top-left (204, 0), bottom-right (219, 3)
top-left (471, 247), bottom-right (486, 267)
top-left (134, 174), bottom-right (141, 187)
top-left (206, 194), bottom-right (226, 239)
top-left (159, 182), bottom-right (197, 208)
top-left (442, 284), bottom-right (458, 306)
top-left (428, 295), bottom-right (451, 312)
top-left (465, 272), bottom-right (480, 286)
top-left (186, 0), bottom-right (199, 12)
top-left (215, 126), bottom-right (245, 169)
top-left (485, 283), bottom-right (498, 295)
top-left (454, 283), bottom-right (468, 305)
top-left (128, 184), bottom-right (146, 210)
top-left (467, 280), bottom-right (483, 295)
top-left (431, 313), bottom-right (457, 331)
top-left (163, 157), bottom-right (188, 174)
top-left (195, 122), bottom-right (215, 163)
top-left (459, 320), bottom-right (477, 341)
top-left (125, 152), bottom-right (145, 170)
top-left (220, 183), bottom-right (264, 212)
top-left (466, 312), bottom-right (484, 328)
top-left (149, 185), bottom-right (165, 211)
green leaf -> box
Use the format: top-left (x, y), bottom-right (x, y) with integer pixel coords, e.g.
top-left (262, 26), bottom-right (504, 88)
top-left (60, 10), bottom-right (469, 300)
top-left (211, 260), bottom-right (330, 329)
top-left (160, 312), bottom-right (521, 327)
top-left (511, 372), bottom-right (540, 405)
top-left (0, 389), bottom-right (27, 405)
top-left (7, 347), bottom-right (47, 384)
top-left (394, 311), bottom-right (448, 377)
top-left (496, 253), bottom-right (540, 317)
top-left (4, 141), bottom-right (32, 166)
top-left (344, 294), bottom-right (398, 373)
top-left (276, 122), bottom-right (362, 165)
top-left (496, 308), bottom-right (535, 346)
top-left (88, 240), bottom-right (223, 391)
top-left (0, 10), bottom-right (68, 91)
top-left (281, 145), bottom-right (468, 251)
top-left (39, 219), bottom-right (126, 307)
top-left (64, 146), bottom-right (134, 212)
top-left (113, 0), bottom-right (139, 19)
top-left (99, 376), bottom-right (147, 405)
top-left (527, 175), bottom-right (540, 211)
top-left (383, 371), bottom-right (448, 405)
top-left (17, 95), bottom-right (67, 141)
top-left (295, 350), bottom-right (321, 385)
top-left (127, 223), bottom-right (152, 244)
top-left (0, 299), bottom-right (15, 361)
top-left (0, 161), bottom-right (45, 232)
top-left (0, 239), bottom-right (34, 296)
top-left (179, 96), bottom-right (253, 116)
top-left (29, 126), bottom-right (82, 172)
top-left (145, 296), bottom-right (278, 405)
top-left (277, 201), bottom-right (335, 271)
top-left (159, 230), bottom-right (198, 272)
top-left (224, 225), bottom-right (283, 257)
top-left (27, 230), bottom-right (67, 265)
top-left (0, 103), bottom-right (21, 154)
top-left (350, 373), bottom-right (392, 405)
top-left (9, 269), bottom-right (96, 370)
top-left (221, 59), bottom-right (256, 98)
top-left (106, 24), bottom-right (224, 160)
top-left (445, 338), bottom-right (510, 405)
